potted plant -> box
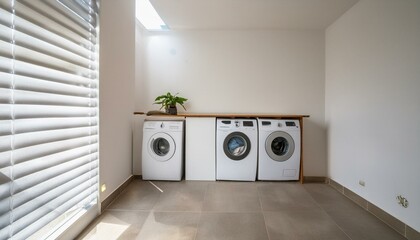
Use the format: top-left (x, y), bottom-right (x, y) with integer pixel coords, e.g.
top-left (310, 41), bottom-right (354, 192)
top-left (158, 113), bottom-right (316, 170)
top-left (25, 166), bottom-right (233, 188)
top-left (154, 92), bottom-right (188, 115)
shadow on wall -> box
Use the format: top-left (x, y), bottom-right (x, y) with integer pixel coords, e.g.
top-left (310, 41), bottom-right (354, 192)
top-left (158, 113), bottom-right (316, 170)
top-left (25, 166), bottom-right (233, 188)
top-left (133, 115), bottom-right (147, 175)
top-left (301, 118), bottom-right (327, 177)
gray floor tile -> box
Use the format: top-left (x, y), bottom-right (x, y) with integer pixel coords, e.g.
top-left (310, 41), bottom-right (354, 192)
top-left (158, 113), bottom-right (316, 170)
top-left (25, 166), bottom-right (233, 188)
top-left (264, 209), bottom-right (350, 240)
top-left (407, 225), bottom-right (420, 240)
top-left (306, 184), bottom-right (406, 240)
top-left (153, 181), bottom-right (208, 211)
top-left (304, 183), bottom-right (362, 211)
top-left (78, 210), bottom-right (150, 240)
top-left (108, 180), bottom-right (161, 210)
top-left (136, 212), bottom-right (200, 240)
top-left (368, 203), bottom-right (406, 236)
top-left (80, 180), bottom-right (406, 240)
top-left (196, 212), bottom-right (269, 240)
top-left (327, 207), bottom-right (406, 240)
top-left (202, 182), bottom-right (261, 212)
top-left (258, 182), bottom-right (320, 211)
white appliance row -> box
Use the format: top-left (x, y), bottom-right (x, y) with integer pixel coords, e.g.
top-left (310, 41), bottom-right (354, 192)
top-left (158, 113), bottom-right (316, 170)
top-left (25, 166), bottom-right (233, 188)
top-left (216, 118), bottom-right (301, 181)
top-left (141, 118), bottom-right (301, 181)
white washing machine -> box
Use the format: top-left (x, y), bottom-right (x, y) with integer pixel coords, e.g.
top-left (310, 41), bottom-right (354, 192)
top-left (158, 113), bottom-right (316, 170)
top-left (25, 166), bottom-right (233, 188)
top-left (257, 119), bottom-right (300, 181)
top-left (142, 120), bottom-right (184, 181)
top-left (216, 119), bottom-right (258, 181)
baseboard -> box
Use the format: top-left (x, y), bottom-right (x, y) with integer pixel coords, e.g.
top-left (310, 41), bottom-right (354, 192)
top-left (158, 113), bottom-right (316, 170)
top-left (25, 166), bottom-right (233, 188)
top-left (303, 176), bottom-right (328, 183)
top-left (100, 175), bottom-right (134, 212)
top-left (328, 178), bottom-right (420, 240)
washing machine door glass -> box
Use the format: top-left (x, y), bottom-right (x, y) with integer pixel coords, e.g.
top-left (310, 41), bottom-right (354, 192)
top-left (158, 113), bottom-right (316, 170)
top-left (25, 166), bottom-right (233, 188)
top-left (266, 131), bottom-right (295, 162)
top-left (149, 132), bottom-right (176, 162)
top-left (223, 132), bottom-right (251, 161)
top-left (153, 138), bottom-right (170, 156)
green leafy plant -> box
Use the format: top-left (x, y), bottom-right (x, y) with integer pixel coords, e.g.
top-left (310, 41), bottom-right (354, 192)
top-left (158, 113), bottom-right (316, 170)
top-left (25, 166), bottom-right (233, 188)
top-left (154, 92), bottom-right (188, 111)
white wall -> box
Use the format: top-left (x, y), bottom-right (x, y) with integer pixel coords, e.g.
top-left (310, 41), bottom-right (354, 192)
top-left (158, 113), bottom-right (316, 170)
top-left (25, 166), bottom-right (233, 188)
top-left (99, 0), bottom-right (135, 201)
top-left (136, 29), bottom-right (326, 176)
top-left (326, 0), bottom-right (420, 231)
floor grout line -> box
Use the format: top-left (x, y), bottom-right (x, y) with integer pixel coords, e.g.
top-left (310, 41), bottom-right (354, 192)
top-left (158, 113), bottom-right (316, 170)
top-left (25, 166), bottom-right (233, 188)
top-left (303, 184), bottom-right (353, 240)
top-left (193, 182), bottom-right (209, 240)
top-left (257, 184), bottom-right (272, 240)
top-left (83, 181), bottom-right (408, 240)
top-left (327, 182), bottom-right (409, 239)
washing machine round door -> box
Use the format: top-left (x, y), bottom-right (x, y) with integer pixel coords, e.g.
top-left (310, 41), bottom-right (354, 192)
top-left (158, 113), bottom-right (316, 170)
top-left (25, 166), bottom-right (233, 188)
top-left (148, 132), bottom-right (176, 162)
top-left (265, 131), bottom-right (295, 162)
top-left (223, 132), bottom-right (251, 161)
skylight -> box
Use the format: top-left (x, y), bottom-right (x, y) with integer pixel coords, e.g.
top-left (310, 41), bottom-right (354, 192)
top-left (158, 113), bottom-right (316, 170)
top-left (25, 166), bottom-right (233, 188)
top-left (136, 0), bottom-right (168, 30)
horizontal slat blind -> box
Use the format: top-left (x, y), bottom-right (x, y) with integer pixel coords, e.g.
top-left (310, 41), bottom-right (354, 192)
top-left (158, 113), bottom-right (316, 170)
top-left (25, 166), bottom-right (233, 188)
top-left (0, 0), bottom-right (99, 239)
top-left (0, 1), bottom-right (13, 239)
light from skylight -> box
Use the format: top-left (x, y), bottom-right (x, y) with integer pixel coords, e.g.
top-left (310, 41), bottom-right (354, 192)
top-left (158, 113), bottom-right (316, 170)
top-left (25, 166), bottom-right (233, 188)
top-left (136, 0), bottom-right (168, 30)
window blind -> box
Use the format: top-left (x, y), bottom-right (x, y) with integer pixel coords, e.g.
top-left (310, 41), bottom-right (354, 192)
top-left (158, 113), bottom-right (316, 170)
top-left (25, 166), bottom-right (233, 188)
top-left (0, 0), bottom-right (99, 239)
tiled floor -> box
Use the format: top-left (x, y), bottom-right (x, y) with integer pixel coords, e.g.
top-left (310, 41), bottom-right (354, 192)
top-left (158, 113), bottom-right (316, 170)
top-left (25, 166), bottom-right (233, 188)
top-left (78, 180), bottom-right (405, 240)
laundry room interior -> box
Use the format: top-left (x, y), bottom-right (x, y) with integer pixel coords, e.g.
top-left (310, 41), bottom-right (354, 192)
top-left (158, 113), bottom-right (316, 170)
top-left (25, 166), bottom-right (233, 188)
top-left (86, 0), bottom-right (420, 239)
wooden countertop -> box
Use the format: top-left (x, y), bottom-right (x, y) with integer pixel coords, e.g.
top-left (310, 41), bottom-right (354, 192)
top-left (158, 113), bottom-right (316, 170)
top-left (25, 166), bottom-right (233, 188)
top-left (134, 112), bottom-right (309, 119)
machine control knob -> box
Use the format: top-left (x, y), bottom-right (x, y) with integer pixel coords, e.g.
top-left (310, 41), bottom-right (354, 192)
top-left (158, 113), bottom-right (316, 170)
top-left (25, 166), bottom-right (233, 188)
top-left (160, 123), bottom-right (164, 128)
top-left (278, 122), bottom-right (282, 127)
top-left (235, 121), bottom-right (240, 127)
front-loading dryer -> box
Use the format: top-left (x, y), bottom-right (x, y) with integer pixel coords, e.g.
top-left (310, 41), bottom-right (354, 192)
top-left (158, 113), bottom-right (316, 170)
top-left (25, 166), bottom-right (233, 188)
top-left (216, 119), bottom-right (258, 181)
top-left (142, 120), bottom-right (184, 181)
top-left (257, 119), bottom-right (300, 180)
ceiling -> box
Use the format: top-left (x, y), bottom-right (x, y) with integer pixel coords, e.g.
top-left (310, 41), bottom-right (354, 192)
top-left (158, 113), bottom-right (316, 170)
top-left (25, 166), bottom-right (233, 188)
top-left (150, 0), bottom-right (359, 30)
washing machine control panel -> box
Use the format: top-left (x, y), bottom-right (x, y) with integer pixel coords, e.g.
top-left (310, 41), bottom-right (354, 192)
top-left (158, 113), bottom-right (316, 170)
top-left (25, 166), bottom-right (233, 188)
top-left (259, 120), bottom-right (299, 130)
top-left (261, 121), bottom-right (271, 126)
top-left (285, 121), bottom-right (296, 127)
top-left (220, 120), bottom-right (254, 128)
top-left (143, 121), bottom-right (184, 132)
top-left (243, 121), bottom-right (254, 127)
top-left (217, 119), bottom-right (257, 130)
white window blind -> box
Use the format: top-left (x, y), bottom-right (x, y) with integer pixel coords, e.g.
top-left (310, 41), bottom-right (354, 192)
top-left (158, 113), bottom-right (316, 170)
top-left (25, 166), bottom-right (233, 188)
top-left (0, 0), bottom-right (99, 239)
